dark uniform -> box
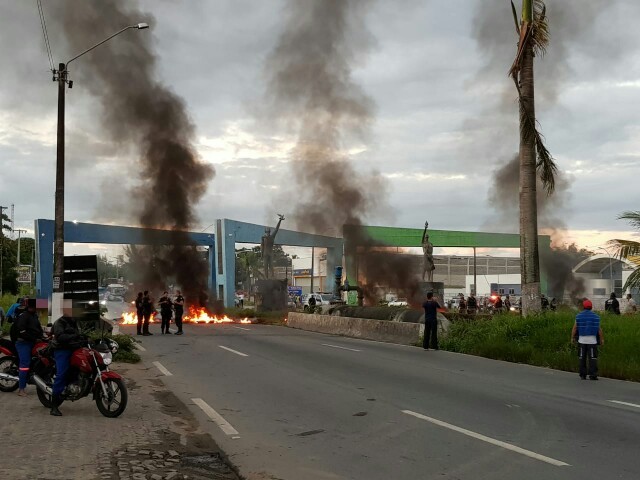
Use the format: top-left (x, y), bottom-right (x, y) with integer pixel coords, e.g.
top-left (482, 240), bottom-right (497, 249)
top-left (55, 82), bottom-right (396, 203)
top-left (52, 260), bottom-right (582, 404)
top-left (142, 292), bottom-right (153, 336)
top-left (604, 294), bottom-right (620, 315)
top-left (159, 293), bottom-right (173, 334)
top-left (174, 293), bottom-right (184, 335)
top-left (467, 295), bottom-right (477, 315)
top-left (135, 293), bottom-right (144, 336)
top-left (422, 296), bottom-right (441, 350)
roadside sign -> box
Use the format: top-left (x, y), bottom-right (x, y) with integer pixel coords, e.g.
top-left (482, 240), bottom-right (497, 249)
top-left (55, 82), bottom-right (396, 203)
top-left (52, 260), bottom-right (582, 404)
top-left (17, 265), bottom-right (31, 283)
top-left (288, 286), bottom-right (303, 296)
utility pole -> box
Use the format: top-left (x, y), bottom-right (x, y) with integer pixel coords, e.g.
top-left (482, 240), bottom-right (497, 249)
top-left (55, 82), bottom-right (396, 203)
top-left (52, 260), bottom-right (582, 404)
top-left (0, 205), bottom-right (6, 297)
top-left (310, 247), bottom-right (315, 293)
top-left (15, 229), bottom-right (27, 264)
top-left (52, 62), bottom-right (67, 312)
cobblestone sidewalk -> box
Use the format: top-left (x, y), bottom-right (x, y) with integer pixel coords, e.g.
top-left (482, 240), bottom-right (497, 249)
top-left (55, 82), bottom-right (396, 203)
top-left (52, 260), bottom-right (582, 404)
top-left (0, 361), bottom-right (240, 480)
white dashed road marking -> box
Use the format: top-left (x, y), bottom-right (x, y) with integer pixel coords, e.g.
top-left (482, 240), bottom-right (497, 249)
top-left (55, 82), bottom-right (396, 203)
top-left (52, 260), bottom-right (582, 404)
top-left (134, 343), bottom-right (146, 352)
top-left (232, 326), bottom-right (250, 331)
top-left (152, 361), bottom-right (172, 376)
top-left (402, 410), bottom-right (570, 467)
top-left (192, 398), bottom-right (240, 436)
top-left (609, 400), bottom-right (640, 409)
top-left (218, 345), bottom-right (249, 357)
top-left (321, 343), bottom-right (361, 352)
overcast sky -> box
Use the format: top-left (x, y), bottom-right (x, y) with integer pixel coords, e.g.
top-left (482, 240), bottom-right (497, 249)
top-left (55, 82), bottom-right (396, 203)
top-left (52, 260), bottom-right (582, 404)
top-left (1, 0), bottom-right (639, 256)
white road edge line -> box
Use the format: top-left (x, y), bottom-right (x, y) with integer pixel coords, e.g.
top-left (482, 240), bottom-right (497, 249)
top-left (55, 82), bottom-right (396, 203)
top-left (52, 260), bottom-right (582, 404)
top-left (402, 410), bottom-right (570, 467)
top-left (321, 343), bottom-right (361, 352)
top-left (608, 400), bottom-right (640, 409)
top-left (192, 398), bottom-right (240, 436)
top-left (232, 326), bottom-right (250, 331)
top-left (218, 345), bottom-right (249, 357)
top-left (152, 361), bottom-right (172, 376)
top-left (134, 343), bottom-right (146, 352)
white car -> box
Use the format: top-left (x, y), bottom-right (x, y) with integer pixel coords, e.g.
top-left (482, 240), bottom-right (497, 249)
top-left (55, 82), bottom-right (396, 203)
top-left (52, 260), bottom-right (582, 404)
top-left (302, 293), bottom-right (333, 310)
top-left (388, 298), bottom-right (408, 307)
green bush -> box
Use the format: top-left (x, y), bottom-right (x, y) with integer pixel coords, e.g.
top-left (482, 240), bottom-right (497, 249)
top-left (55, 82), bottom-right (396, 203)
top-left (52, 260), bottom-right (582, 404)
top-left (440, 311), bottom-right (640, 381)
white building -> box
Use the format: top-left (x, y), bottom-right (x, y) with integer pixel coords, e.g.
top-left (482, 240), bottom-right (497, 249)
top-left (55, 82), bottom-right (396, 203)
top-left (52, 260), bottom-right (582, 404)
top-left (465, 274), bottom-right (522, 297)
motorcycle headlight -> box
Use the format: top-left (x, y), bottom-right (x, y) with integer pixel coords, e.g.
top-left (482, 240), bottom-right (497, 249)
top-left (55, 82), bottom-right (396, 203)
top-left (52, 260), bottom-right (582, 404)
top-left (100, 351), bottom-right (113, 365)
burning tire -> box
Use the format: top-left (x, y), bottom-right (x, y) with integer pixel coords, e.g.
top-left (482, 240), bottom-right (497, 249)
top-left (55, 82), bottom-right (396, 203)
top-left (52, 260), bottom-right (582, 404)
top-left (95, 378), bottom-right (128, 418)
top-left (0, 356), bottom-right (19, 392)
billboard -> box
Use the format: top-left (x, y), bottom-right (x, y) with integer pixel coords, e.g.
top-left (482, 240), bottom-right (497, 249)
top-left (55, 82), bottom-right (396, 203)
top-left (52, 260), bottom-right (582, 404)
top-left (287, 286), bottom-right (303, 296)
top-left (16, 265), bottom-right (31, 283)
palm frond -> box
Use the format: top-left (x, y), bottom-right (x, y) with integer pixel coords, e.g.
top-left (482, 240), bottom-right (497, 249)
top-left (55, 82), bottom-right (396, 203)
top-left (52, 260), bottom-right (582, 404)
top-left (622, 267), bottom-right (640, 292)
top-left (608, 239), bottom-right (640, 259)
top-left (618, 211), bottom-right (640, 230)
top-left (532, 0), bottom-right (549, 57)
top-left (519, 101), bottom-right (558, 193)
top-left (511, 1), bottom-right (520, 34)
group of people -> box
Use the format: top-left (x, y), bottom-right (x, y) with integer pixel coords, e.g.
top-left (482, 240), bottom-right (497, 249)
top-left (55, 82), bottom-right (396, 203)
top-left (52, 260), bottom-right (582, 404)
top-left (134, 290), bottom-right (185, 336)
top-left (9, 298), bottom-right (85, 416)
top-left (604, 292), bottom-right (637, 315)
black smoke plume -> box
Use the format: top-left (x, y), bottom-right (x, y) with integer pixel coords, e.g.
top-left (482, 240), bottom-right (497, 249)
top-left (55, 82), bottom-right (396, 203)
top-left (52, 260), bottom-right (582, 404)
top-left (487, 155), bottom-right (586, 301)
top-left (53, 2), bottom-right (214, 301)
top-left (263, 0), bottom-right (417, 303)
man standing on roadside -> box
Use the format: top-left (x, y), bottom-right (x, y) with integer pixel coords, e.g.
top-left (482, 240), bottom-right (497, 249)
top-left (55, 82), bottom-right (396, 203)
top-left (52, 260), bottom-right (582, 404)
top-left (624, 293), bottom-right (637, 314)
top-left (466, 293), bottom-right (477, 315)
top-left (158, 291), bottom-right (173, 335)
top-left (604, 292), bottom-right (621, 315)
top-left (571, 299), bottom-right (604, 380)
top-left (135, 292), bottom-right (144, 336)
top-left (422, 292), bottom-right (442, 350)
top-left (174, 290), bottom-right (184, 335)
top-left (142, 290), bottom-right (153, 336)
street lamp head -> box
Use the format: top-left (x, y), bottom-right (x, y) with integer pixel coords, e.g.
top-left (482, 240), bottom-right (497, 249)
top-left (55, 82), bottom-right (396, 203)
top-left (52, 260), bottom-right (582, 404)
top-left (135, 23), bottom-right (149, 29)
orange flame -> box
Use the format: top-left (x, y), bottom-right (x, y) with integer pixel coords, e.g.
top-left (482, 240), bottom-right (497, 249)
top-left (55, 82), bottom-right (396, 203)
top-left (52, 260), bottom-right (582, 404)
top-left (120, 312), bottom-right (157, 325)
top-left (121, 306), bottom-right (251, 325)
top-left (183, 305), bottom-right (250, 324)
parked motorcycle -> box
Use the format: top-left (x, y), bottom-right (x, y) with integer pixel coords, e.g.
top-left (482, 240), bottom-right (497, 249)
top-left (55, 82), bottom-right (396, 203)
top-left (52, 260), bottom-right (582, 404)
top-left (0, 337), bottom-right (50, 393)
top-left (32, 337), bottom-right (127, 418)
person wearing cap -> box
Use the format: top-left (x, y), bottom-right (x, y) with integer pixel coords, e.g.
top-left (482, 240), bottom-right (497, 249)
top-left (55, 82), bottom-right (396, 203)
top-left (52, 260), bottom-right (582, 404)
top-left (571, 299), bottom-right (604, 380)
top-left (9, 299), bottom-right (43, 397)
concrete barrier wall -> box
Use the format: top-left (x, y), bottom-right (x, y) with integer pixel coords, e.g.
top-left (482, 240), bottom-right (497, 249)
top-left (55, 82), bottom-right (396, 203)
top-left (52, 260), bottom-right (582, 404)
top-left (287, 312), bottom-right (421, 345)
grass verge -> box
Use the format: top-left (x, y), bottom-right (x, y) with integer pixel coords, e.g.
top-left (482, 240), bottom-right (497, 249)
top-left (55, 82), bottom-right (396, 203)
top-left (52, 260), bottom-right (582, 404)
top-left (440, 311), bottom-right (640, 381)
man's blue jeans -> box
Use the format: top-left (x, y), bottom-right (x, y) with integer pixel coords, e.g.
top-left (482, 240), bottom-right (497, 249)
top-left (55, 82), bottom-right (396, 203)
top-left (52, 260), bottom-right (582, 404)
top-left (53, 349), bottom-right (72, 396)
top-left (15, 340), bottom-right (33, 390)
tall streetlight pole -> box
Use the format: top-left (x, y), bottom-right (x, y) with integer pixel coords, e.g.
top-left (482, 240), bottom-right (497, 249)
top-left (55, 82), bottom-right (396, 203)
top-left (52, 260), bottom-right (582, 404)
top-left (14, 229), bottom-right (27, 264)
top-left (51, 23), bottom-right (149, 317)
top-left (595, 246), bottom-right (615, 294)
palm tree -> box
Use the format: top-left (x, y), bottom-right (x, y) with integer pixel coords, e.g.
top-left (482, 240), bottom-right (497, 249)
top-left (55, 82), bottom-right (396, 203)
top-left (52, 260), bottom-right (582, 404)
top-left (610, 211), bottom-right (640, 291)
top-left (509, 0), bottom-right (557, 315)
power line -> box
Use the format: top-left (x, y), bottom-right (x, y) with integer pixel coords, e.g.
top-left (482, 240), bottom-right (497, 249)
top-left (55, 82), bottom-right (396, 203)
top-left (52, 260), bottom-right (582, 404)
top-left (36, 0), bottom-right (55, 72)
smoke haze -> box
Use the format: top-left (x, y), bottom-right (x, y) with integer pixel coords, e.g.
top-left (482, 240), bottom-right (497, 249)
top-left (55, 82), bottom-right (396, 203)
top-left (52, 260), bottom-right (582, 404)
top-left (263, 0), bottom-right (419, 303)
top-left (52, 1), bottom-right (214, 300)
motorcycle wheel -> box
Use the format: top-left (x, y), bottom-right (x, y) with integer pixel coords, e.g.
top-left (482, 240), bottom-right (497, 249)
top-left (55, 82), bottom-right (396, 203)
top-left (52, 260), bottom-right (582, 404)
top-left (95, 378), bottom-right (128, 418)
top-left (0, 356), bottom-right (19, 392)
top-left (36, 373), bottom-right (61, 408)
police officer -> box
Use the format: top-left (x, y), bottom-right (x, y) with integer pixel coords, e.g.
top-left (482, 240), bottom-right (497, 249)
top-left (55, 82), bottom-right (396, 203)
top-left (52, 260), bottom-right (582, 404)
top-left (50, 302), bottom-right (84, 416)
top-left (173, 290), bottom-right (185, 335)
top-left (142, 290), bottom-right (153, 336)
top-left (158, 291), bottom-right (173, 334)
top-left (135, 292), bottom-right (144, 336)
top-left (10, 299), bottom-right (43, 397)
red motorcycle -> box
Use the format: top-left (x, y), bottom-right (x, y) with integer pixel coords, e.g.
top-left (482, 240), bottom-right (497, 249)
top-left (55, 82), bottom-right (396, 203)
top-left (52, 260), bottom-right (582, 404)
top-left (32, 338), bottom-right (128, 418)
top-left (0, 338), bottom-right (50, 392)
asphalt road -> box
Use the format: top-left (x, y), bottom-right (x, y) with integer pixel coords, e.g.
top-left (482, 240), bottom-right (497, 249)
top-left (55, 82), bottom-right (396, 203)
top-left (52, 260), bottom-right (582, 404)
top-left (124, 322), bottom-right (640, 480)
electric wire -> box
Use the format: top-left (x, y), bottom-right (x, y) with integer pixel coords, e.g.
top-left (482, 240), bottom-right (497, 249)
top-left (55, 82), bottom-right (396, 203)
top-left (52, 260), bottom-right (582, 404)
top-left (36, 0), bottom-right (55, 72)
